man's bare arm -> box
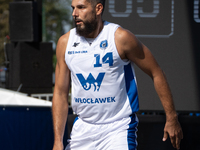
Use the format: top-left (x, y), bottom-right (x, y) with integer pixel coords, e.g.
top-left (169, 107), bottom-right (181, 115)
top-left (52, 32), bottom-right (70, 150)
top-left (115, 27), bottom-right (183, 149)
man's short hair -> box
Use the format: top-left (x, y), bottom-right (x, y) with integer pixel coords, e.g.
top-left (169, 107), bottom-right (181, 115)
top-left (86, 0), bottom-right (106, 14)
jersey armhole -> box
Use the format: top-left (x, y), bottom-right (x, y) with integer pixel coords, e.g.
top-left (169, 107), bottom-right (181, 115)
top-left (64, 29), bottom-right (74, 66)
top-left (113, 26), bottom-right (130, 65)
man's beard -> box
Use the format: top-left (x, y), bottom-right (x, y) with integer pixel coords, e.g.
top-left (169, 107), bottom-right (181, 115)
top-left (75, 15), bottom-right (98, 37)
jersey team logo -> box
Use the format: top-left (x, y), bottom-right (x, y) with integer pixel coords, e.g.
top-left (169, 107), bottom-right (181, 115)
top-left (76, 73), bottom-right (105, 92)
top-left (100, 40), bottom-right (108, 49)
top-left (76, 52), bottom-right (113, 92)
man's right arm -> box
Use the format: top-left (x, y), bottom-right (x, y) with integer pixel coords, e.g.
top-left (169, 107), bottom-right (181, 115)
top-left (52, 32), bottom-right (70, 150)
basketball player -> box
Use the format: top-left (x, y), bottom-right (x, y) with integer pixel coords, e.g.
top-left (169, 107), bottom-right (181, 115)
top-left (52, 0), bottom-right (183, 150)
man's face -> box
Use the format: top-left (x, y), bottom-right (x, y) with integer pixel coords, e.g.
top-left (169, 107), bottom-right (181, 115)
top-left (71, 0), bottom-right (98, 37)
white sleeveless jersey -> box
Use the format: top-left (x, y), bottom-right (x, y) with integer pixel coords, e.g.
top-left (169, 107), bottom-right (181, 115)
top-left (65, 21), bottom-right (139, 124)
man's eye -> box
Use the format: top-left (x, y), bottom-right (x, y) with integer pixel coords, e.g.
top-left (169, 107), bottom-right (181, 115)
top-left (78, 5), bottom-right (85, 9)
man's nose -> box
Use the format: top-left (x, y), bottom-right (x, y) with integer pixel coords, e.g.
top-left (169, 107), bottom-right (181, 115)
top-left (72, 8), bottom-right (78, 17)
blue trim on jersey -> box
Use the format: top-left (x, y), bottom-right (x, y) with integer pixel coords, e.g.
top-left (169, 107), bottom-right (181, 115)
top-left (124, 63), bottom-right (139, 113)
top-left (73, 116), bottom-right (79, 125)
top-left (127, 114), bottom-right (138, 149)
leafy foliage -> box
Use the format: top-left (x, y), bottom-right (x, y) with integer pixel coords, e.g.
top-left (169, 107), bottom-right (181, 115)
top-left (44, 0), bottom-right (72, 45)
top-left (0, 0), bottom-right (12, 65)
top-left (43, 0), bottom-right (73, 70)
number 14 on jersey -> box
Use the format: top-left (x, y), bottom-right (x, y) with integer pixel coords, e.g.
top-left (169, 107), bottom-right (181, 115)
top-left (94, 52), bottom-right (114, 68)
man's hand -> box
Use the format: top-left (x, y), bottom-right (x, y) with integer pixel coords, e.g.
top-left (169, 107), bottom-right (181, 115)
top-left (163, 118), bottom-right (183, 150)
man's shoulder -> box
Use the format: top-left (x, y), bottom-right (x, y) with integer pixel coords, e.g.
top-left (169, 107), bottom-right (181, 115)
top-left (115, 27), bottom-right (133, 41)
top-left (56, 31), bottom-right (71, 55)
top-left (115, 27), bottom-right (141, 56)
top-left (58, 31), bottom-right (71, 45)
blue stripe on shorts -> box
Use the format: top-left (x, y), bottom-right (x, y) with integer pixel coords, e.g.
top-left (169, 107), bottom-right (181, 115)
top-left (128, 114), bottom-right (138, 150)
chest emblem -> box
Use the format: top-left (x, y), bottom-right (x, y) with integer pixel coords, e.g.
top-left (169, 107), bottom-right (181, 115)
top-left (100, 40), bottom-right (108, 50)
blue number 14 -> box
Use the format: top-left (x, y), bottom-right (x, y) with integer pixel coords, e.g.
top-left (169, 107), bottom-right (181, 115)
top-left (94, 52), bottom-right (113, 68)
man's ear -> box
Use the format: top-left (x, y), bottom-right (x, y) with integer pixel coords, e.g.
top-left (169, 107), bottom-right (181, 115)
top-left (96, 3), bottom-right (103, 15)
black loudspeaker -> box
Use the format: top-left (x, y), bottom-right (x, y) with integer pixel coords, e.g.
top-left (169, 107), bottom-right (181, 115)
top-left (9, 1), bottom-right (39, 42)
top-left (5, 42), bottom-right (53, 94)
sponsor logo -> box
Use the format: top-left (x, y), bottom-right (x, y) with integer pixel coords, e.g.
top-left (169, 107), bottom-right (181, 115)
top-left (73, 42), bottom-right (80, 47)
top-left (76, 73), bottom-right (105, 91)
top-left (68, 50), bottom-right (88, 55)
top-left (74, 97), bottom-right (116, 104)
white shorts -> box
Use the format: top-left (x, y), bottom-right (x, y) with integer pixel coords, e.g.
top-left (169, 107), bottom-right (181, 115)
top-left (65, 114), bottom-right (138, 150)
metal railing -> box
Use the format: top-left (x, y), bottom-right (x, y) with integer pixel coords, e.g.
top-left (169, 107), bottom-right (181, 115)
top-left (30, 93), bottom-right (71, 102)
top-left (31, 93), bottom-right (54, 101)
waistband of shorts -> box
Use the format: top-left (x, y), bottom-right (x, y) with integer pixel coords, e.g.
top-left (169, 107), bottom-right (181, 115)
top-left (74, 113), bottom-right (138, 126)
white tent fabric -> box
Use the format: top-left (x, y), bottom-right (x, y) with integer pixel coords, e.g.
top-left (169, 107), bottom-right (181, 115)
top-left (0, 88), bottom-right (52, 107)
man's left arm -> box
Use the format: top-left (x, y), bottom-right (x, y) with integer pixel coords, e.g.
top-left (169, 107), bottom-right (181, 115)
top-left (115, 27), bottom-right (183, 149)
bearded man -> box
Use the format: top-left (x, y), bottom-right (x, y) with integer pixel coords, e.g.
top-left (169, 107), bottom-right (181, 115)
top-left (52, 0), bottom-right (183, 150)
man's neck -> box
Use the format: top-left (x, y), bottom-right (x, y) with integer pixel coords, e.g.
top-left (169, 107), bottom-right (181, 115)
top-left (84, 20), bottom-right (104, 38)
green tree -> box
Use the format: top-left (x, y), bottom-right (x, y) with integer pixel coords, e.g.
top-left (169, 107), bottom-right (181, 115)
top-left (43, 0), bottom-right (73, 70)
top-left (0, 0), bottom-right (12, 65)
top-left (44, 0), bottom-right (72, 44)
